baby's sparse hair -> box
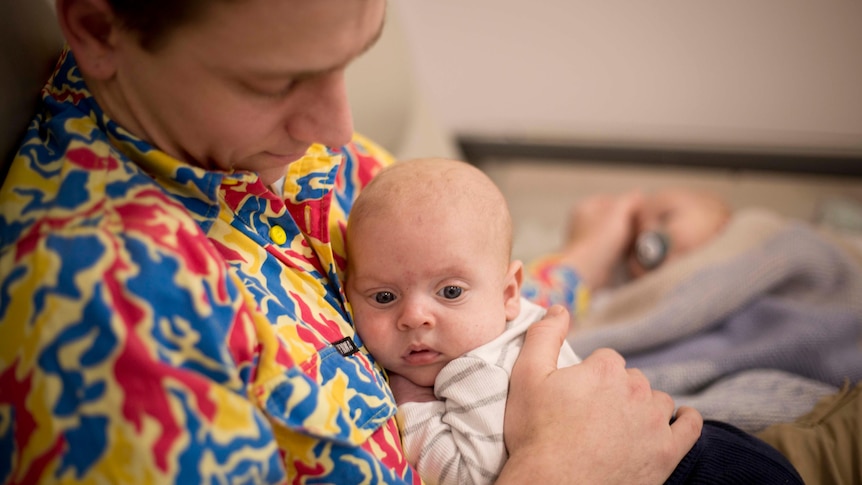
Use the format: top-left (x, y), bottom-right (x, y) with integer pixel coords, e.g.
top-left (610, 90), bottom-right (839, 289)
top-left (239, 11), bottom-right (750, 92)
top-left (348, 158), bottom-right (514, 265)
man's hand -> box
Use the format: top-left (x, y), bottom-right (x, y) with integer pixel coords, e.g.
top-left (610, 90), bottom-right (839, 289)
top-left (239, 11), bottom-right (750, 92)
top-left (499, 305), bottom-right (703, 484)
top-left (388, 372), bottom-right (436, 405)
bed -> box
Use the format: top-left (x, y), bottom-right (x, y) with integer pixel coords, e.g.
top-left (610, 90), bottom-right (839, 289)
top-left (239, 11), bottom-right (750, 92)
top-left (568, 207), bottom-right (862, 433)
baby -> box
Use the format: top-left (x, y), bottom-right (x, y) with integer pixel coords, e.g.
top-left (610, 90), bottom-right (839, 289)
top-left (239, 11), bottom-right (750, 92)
top-left (345, 157), bottom-right (578, 484)
top-left (346, 158), bottom-right (801, 485)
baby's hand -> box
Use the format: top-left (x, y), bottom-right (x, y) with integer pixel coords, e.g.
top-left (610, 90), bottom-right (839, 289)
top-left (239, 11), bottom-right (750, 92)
top-left (562, 190), bottom-right (644, 289)
top-left (388, 372), bottom-right (436, 405)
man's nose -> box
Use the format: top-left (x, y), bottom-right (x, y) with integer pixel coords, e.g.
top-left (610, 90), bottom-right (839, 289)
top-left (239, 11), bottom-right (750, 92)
top-left (285, 70), bottom-right (354, 149)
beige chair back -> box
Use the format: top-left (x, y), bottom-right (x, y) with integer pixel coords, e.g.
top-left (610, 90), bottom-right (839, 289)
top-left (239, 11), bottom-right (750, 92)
top-left (0, 0), bottom-right (64, 182)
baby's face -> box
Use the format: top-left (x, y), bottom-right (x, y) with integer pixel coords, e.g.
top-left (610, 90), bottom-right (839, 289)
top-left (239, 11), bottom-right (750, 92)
top-left (346, 206), bottom-right (517, 387)
top-left (628, 189), bottom-right (730, 277)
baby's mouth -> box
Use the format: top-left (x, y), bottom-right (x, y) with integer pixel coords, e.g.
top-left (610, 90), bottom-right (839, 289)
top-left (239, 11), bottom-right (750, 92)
top-left (403, 347), bottom-right (441, 365)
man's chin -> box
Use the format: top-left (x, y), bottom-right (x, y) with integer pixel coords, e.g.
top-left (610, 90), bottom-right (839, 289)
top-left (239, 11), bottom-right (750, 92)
top-left (256, 170), bottom-right (283, 188)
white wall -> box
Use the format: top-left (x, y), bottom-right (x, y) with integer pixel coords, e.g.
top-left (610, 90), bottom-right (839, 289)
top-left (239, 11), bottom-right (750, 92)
top-left (394, 0), bottom-right (862, 153)
top-left (346, 4), bottom-right (461, 160)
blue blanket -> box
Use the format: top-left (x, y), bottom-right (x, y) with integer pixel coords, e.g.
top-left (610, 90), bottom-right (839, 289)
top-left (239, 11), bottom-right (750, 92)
top-left (568, 209), bottom-right (862, 432)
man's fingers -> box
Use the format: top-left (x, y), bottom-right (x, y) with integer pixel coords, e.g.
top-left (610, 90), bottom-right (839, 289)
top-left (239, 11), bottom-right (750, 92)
top-left (514, 305), bottom-right (569, 379)
top-left (670, 405), bottom-right (704, 454)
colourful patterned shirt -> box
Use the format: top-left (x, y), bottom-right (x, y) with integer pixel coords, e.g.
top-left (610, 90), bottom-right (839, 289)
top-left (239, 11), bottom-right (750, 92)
top-left (0, 48), bottom-right (419, 484)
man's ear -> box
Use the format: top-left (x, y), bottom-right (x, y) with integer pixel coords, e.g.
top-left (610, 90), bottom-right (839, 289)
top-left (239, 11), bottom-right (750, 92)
top-left (55, 0), bottom-right (120, 80)
top-left (503, 260), bottom-right (523, 321)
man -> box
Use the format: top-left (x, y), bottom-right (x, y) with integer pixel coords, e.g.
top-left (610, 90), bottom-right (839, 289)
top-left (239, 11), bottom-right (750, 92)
top-left (0, 0), bottom-right (701, 482)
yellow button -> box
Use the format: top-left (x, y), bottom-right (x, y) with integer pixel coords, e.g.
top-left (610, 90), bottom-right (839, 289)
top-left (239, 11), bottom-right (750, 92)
top-left (269, 225), bottom-right (287, 245)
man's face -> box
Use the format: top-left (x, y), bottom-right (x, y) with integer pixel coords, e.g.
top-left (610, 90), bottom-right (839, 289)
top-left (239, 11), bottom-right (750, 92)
top-left (107, 0), bottom-right (386, 185)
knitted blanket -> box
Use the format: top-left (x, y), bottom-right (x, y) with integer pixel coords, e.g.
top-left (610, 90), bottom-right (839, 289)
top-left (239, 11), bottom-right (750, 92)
top-left (568, 209), bottom-right (862, 432)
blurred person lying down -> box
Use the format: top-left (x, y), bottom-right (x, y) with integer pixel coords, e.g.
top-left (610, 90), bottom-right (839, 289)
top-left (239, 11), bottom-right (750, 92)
top-left (555, 187), bottom-right (862, 485)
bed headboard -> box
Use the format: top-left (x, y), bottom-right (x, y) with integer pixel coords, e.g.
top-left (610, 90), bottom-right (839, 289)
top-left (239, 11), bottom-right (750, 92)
top-left (458, 135), bottom-right (862, 178)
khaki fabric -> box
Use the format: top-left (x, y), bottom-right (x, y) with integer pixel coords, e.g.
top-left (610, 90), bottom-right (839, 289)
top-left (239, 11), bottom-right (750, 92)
top-left (757, 381), bottom-right (862, 485)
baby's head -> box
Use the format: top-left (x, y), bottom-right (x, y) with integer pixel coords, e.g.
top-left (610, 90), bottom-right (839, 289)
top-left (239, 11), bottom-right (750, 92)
top-left (346, 158), bottom-right (522, 386)
top-left (628, 188), bottom-right (731, 278)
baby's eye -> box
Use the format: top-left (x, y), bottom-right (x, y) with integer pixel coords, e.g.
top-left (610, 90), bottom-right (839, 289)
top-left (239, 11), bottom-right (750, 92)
top-left (438, 286), bottom-right (463, 300)
top-left (374, 291), bottom-right (396, 304)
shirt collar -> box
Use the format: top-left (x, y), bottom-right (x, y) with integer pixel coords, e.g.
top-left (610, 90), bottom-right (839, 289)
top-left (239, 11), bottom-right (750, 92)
top-left (50, 47), bottom-right (342, 234)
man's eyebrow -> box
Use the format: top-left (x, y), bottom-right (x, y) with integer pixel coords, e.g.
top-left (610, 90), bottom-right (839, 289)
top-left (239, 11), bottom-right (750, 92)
top-left (245, 11), bottom-right (388, 80)
top-left (319, 9), bottom-right (387, 75)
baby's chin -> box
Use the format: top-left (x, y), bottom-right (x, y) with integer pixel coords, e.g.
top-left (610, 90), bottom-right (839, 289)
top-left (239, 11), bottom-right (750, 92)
top-left (400, 369), bottom-right (438, 389)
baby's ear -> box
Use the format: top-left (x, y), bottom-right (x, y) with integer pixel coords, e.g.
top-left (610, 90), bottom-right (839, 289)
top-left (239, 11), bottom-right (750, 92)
top-left (503, 260), bottom-right (523, 320)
